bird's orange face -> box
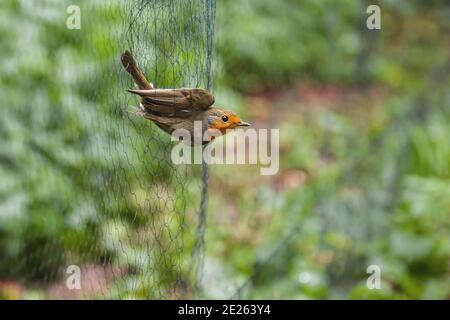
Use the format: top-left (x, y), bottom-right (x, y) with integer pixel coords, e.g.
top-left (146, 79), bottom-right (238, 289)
top-left (208, 110), bottom-right (250, 134)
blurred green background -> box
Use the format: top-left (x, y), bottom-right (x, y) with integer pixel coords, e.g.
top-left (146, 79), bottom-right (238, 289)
top-left (0, 0), bottom-right (449, 299)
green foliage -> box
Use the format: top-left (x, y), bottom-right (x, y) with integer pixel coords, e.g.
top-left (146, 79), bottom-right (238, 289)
top-left (0, 0), bottom-right (449, 299)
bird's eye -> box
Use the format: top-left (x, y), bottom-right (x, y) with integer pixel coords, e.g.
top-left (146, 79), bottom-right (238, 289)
top-left (221, 115), bottom-right (229, 122)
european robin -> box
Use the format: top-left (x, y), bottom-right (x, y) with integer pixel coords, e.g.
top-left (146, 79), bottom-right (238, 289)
top-left (121, 50), bottom-right (250, 145)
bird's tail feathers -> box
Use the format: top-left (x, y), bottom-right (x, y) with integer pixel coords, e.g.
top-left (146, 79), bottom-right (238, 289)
top-left (121, 50), bottom-right (154, 90)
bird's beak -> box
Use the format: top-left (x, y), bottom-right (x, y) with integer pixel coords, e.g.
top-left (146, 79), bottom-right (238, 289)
top-left (237, 121), bottom-right (250, 127)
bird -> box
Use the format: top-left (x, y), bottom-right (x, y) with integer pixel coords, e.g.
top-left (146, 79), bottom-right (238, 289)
top-left (121, 50), bottom-right (250, 145)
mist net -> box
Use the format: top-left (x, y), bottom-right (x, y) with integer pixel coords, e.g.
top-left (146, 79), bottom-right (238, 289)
top-left (3, 0), bottom-right (216, 299)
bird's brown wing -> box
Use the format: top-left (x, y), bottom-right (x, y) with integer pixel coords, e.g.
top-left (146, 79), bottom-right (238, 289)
top-left (127, 88), bottom-right (215, 118)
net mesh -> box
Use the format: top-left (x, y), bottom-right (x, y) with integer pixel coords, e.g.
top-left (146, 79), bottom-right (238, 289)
top-left (1, 0), bottom-right (216, 299)
top-left (84, 0), bottom-right (216, 299)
